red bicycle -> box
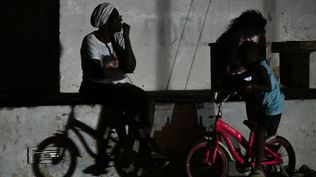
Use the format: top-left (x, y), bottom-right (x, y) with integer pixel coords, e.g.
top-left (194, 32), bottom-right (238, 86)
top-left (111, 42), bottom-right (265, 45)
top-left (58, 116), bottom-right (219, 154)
top-left (186, 91), bottom-right (295, 177)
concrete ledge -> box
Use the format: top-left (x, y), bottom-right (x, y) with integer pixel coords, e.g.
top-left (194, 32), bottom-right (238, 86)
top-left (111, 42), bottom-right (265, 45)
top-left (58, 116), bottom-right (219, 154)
top-left (0, 88), bottom-right (315, 107)
top-left (0, 90), bottom-right (212, 107)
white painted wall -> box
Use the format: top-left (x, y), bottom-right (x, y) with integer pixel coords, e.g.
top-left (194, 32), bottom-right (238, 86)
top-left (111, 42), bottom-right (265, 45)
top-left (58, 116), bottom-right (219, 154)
top-left (1, 0), bottom-right (316, 176)
top-left (59, 0), bottom-right (316, 92)
top-left (0, 101), bottom-right (316, 176)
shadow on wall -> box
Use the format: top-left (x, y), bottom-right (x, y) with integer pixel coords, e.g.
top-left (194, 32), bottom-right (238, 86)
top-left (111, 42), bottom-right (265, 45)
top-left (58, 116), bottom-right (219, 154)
top-left (154, 103), bottom-right (206, 177)
top-left (31, 103), bottom-right (207, 177)
top-left (32, 106), bottom-right (147, 177)
top-left (156, 0), bottom-right (172, 90)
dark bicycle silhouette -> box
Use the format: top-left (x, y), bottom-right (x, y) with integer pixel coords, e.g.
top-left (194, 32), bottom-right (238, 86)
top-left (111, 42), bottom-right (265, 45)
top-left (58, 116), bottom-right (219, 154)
top-left (32, 105), bottom-right (169, 177)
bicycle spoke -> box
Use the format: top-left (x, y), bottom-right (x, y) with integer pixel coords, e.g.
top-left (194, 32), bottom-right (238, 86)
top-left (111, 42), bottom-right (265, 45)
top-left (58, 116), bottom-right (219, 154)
top-left (186, 142), bottom-right (228, 177)
top-left (32, 136), bottom-right (77, 177)
top-left (264, 136), bottom-right (296, 177)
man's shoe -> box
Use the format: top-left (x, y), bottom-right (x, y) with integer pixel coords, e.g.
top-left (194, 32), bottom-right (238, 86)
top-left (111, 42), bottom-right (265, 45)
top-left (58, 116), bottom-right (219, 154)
top-left (297, 165), bottom-right (316, 177)
top-left (139, 136), bottom-right (161, 156)
top-left (116, 149), bottom-right (137, 168)
top-left (82, 164), bottom-right (108, 176)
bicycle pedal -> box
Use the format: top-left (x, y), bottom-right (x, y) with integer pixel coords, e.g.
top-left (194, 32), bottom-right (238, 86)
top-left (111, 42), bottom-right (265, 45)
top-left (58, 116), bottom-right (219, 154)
top-left (235, 162), bottom-right (251, 173)
top-left (120, 163), bottom-right (136, 173)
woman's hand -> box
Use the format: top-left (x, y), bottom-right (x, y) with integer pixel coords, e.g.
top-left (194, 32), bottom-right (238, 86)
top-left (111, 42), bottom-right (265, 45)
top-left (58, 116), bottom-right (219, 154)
top-left (122, 23), bottom-right (130, 39)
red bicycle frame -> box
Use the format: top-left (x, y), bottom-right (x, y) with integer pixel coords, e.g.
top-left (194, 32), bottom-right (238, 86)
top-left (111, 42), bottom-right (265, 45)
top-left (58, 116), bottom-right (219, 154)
top-left (208, 104), bottom-right (283, 167)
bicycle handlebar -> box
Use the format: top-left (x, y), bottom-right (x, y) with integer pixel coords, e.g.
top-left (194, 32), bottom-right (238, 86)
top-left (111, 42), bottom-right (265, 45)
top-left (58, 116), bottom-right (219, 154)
top-left (211, 90), bottom-right (239, 103)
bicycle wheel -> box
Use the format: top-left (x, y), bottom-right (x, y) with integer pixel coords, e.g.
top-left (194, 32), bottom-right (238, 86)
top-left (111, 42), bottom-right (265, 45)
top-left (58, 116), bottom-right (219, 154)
top-left (264, 136), bottom-right (296, 177)
top-left (186, 141), bottom-right (229, 177)
top-left (32, 136), bottom-right (78, 177)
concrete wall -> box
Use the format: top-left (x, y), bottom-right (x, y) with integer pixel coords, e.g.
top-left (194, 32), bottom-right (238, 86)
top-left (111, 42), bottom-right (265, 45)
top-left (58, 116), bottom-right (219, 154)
top-left (0, 100), bottom-right (316, 177)
top-left (1, 0), bottom-right (316, 176)
top-left (59, 0), bottom-right (316, 92)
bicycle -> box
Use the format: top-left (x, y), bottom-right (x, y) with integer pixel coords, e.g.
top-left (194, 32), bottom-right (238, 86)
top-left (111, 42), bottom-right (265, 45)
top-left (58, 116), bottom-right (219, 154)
top-left (32, 105), bottom-right (168, 177)
top-left (185, 90), bottom-right (296, 177)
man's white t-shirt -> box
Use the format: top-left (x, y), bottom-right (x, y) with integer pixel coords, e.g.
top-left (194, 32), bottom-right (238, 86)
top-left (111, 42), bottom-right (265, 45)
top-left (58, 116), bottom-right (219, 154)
top-left (81, 32), bottom-right (128, 84)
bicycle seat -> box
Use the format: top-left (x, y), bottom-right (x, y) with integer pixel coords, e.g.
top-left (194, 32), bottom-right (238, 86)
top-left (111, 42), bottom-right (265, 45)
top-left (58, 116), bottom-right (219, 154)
top-left (243, 120), bottom-right (258, 130)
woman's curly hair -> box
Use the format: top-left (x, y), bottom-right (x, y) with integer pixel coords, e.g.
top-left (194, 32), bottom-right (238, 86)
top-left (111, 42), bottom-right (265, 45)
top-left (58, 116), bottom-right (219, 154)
top-left (216, 9), bottom-right (267, 64)
top-left (213, 10), bottom-right (267, 89)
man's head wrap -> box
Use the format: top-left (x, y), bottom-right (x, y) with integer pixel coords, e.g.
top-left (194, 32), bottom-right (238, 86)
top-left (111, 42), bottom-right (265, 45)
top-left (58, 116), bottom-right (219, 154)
top-left (90, 3), bottom-right (115, 28)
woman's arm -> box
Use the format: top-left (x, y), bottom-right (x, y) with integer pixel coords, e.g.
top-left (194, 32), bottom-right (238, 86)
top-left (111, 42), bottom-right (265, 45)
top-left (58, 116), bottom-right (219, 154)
top-left (118, 23), bottom-right (136, 73)
top-left (246, 65), bottom-right (272, 92)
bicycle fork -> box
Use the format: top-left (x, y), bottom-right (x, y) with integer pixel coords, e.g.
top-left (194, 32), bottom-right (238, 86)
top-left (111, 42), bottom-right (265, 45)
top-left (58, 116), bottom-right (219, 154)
top-left (204, 134), bottom-right (220, 165)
